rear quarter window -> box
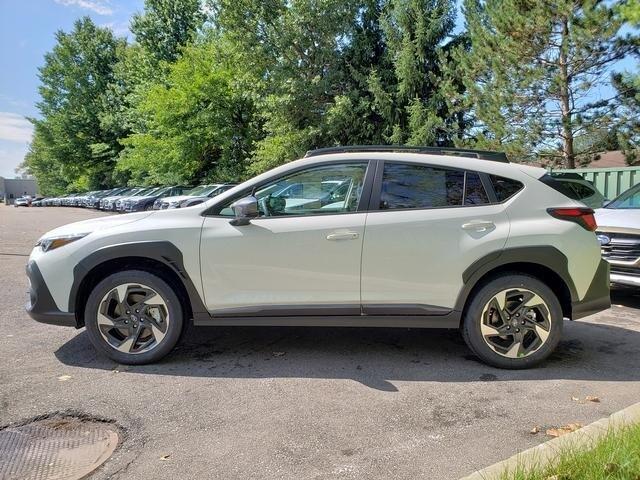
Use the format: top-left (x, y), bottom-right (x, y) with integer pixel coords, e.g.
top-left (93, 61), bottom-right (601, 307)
top-left (489, 175), bottom-right (524, 202)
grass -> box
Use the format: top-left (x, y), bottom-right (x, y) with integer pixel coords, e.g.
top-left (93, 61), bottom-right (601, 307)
top-left (500, 423), bottom-right (640, 480)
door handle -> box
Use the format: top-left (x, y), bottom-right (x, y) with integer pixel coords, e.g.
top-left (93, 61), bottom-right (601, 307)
top-left (462, 221), bottom-right (495, 232)
top-left (326, 231), bottom-right (360, 241)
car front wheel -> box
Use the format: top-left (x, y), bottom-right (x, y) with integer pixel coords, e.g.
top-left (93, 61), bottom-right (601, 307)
top-left (85, 270), bottom-right (184, 364)
top-left (462, 274), bottom-right (563, 369)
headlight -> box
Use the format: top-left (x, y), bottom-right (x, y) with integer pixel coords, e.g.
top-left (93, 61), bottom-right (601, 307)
top-left (35, 233), bottom-right (89, 252)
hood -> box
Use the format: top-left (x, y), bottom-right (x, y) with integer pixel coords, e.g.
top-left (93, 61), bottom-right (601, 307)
top-left (128, 195), bottom-right (157, 202)
top-left (39, 211), bottom-right (155, 239)
top-left (160, 195), bottom-right (191, 203)
top-left (595, 208), bottom-right (640, 231)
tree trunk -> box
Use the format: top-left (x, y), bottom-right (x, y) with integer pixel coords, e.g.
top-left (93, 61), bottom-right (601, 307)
top-left (558, 17), bottom-right (575, 169)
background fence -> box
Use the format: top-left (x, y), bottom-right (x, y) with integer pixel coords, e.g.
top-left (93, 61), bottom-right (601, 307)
top-left (550, 166), bottom-right (640, 200)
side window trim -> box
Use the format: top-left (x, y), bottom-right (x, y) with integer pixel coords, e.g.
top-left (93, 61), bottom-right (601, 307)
top-left (203, 159), bottom-right (377, 218)
top-left (479, 172), bottom-right (498, 203)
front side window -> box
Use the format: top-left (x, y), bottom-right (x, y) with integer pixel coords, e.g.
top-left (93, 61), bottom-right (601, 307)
top-left (380, 163), bottom-right (465, 209)
top-left (218, 162), bottom-right (368, 217)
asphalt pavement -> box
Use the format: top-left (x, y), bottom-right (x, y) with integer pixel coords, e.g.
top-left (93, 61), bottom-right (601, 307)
top-left (1, 204), bottom-right (639, 479)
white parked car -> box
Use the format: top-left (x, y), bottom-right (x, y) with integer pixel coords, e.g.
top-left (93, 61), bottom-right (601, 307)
top-left (14, 196), bottom-right (32, 207)
top-left (26, 146), bottom-right (610, 368)
top-left (595, 183), bottom-right (640, 288)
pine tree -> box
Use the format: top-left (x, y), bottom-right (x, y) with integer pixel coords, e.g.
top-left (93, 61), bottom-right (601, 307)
top-left (445, 0), bottom-right (637, 167)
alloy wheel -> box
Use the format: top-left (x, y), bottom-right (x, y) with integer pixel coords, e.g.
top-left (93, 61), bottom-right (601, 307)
top-left (97, 283), bottom-right (169, 354)
top-left (480, 288), bottom-right (552, 359)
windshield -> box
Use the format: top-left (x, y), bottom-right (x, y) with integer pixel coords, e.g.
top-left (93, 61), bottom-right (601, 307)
top-left (185, 185), bottom-right (211, 196)
top-left (606, 183), bottom-right (640, 209)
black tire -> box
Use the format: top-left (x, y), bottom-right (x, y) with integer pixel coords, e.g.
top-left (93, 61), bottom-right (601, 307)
top-left (462, 273), bottom-right (563, 369)
top-left (85, 270), bottom-right (184, 365)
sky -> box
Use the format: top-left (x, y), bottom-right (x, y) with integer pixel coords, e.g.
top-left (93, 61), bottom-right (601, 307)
top-left (0, 0), bottom-right (142, 178)
top-left (0, 2), bottom-right (637, 179)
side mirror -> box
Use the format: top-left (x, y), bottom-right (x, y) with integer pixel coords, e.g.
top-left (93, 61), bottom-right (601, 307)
top-left (229, 195), bottom-right (259, 226)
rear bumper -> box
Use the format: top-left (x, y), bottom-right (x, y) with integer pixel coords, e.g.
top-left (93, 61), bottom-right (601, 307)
top-left (25, 261), bottom-right (77, 327)
top-left (572, 259), bottom-right (611, 320)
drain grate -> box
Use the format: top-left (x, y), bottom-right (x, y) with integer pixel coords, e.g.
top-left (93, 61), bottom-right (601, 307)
top-left (0, 414), bottom-right (120, 480)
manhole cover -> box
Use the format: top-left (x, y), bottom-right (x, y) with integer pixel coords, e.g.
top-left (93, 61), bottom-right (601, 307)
top-left (0, 414), bottom-right (120, 480)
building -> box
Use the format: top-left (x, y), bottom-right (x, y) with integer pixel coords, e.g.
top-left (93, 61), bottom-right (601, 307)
top-left (0, 177), bottom-right (39, 205)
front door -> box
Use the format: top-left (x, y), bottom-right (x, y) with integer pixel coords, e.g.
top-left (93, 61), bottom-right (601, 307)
top-left (200, 161), bottom-right (371, 315)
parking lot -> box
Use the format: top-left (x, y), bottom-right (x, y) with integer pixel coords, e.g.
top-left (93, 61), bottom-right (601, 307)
top-left (1, 204), bottom-right (640, 479)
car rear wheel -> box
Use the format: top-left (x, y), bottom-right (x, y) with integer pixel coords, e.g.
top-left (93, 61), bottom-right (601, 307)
top-left (85, 270), bottom-right (184, 365)
top-left (462, 274), bottom-right (562, 369)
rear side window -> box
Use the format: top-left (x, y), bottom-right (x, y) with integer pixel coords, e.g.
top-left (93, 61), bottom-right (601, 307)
top-left (489, 175), bottom-right (524, 202)
top-left (380, 163), bottom-right (464, 209)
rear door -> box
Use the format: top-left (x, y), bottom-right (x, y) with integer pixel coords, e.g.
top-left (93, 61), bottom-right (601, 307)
top-left (360, 160), bottom-right (511, 313)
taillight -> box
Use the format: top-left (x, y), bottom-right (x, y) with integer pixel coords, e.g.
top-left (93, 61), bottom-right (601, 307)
top-left (547, 207), bottom-right (597, 231)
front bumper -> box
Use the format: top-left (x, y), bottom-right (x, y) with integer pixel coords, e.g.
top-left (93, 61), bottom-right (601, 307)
top-left (25, 261), bottom-right (77, 327)
top-left (572, 259), bottom-right (611, 320)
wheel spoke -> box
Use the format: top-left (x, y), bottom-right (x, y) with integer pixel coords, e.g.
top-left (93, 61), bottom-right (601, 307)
top-left (97, 312), bottom-right (115, 327)
top-left (481, 322), bottom-right (501, 337)
top-left (505, 339), bottom-right (523, 358)
top-left (115, 284), bottom-right (129, 306)
top-left (535, 324), bottom-right (550, 342)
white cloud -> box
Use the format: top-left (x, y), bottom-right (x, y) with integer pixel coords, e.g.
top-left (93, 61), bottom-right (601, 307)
top-left (54, 0), bottom-right (114, 16)
top-left (101, 21), bottom-right (131, 37)
top-left (0, 141), bottom-right (30, 178)
top-left (0, 112), bottom-right (34, 143)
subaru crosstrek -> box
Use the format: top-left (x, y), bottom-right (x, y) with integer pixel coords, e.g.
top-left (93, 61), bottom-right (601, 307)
top-left (26, 146), bottom-right (610, 369)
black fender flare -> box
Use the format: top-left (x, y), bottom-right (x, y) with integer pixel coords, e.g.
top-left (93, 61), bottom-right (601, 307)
top-left (454, 246), bottom-right (578, 313)
top-left (69, 240), bottom-right (209, 320)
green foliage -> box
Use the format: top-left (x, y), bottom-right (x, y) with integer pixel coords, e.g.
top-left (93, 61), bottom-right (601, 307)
top-left (22, 17), bottom-right (124, 191)
top-left (23, 0), bottom-right (640, 193)
top-left (444, 0), bottom-right (637, 167)
top-left (117, 37), bottom-right (259, 184)
top-left (130, 0), bottom-right (205, 63)
top-left (499, 423), bottom-right (640, 480)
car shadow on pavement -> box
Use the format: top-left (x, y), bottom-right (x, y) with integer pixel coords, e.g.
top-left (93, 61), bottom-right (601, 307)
top-left (55, 314), bottom-right (640, 392)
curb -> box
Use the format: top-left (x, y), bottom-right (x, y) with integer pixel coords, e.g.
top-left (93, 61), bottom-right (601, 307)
top-left (459, 401), bottom-right (640, 480)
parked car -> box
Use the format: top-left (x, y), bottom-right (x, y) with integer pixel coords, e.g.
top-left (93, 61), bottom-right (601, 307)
top-left (115, 187), bottom-right (160, 212)
top-left (26, 146), bottom-right (610, 368)
top-left (122, 186), bottom-right (191, 212)
top-left (594, 182), bottom-right (640, 288)
top-left (100, 187), bottom-right (144, 211)
top-left (86, 188), bottom-right (125, 209)
top-left (30, 197), bottom-right (45, 207)
top-left (155, 184), bottom-right (236, 209)
top-left (549, 173), bottom-right (605, 209)
top-left (14, 196), bottom-right (32, 207)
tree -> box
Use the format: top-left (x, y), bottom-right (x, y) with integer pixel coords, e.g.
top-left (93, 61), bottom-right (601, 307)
top-left (117, 36), bottom-right (260, 184)
top-left (612, 0), bottom-right (640, 165)
top-left (130, 0), bottom-right (205, 63)
top-left (367, 0), bottom-right (462, 146)
top-left (21, 18), bottom-right (124, 191)
top-left (445, 0), bottom-right (638, 167)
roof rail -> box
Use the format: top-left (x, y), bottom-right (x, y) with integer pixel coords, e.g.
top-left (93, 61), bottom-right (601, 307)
top-left (304, 145), bottom-right (509, 163)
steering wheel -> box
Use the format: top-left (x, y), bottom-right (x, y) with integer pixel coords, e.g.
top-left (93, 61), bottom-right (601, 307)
top-left (258, 196), bottom-right (271, 217)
